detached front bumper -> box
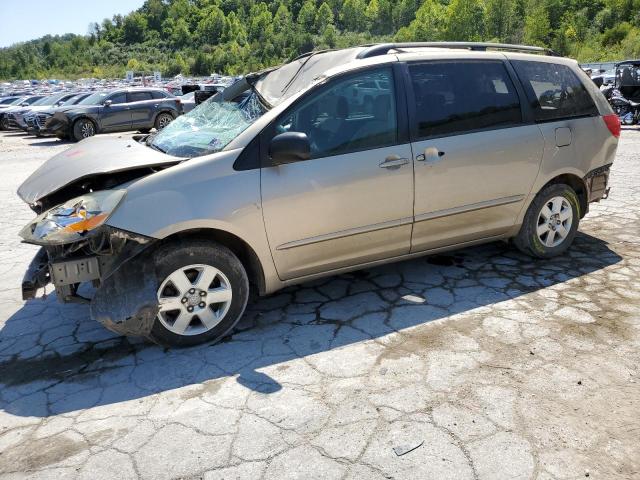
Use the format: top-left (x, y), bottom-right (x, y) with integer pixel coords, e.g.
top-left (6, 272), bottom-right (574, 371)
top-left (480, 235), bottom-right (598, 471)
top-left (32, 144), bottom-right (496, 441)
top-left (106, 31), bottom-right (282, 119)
top-left (21, 227), bottom-right (160, 337)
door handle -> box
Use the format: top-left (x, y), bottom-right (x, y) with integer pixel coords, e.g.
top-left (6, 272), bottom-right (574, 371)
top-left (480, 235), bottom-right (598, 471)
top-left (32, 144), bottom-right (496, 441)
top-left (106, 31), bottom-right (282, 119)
top-left (379, 156), bottom-right (409, 169)
top-left (416, 147), bottom-right (445, 163)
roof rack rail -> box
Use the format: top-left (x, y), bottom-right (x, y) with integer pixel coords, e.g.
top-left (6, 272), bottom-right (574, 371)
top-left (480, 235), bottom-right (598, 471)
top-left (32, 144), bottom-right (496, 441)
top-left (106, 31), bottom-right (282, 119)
top-left (356, 42), bottom-right (560, 59)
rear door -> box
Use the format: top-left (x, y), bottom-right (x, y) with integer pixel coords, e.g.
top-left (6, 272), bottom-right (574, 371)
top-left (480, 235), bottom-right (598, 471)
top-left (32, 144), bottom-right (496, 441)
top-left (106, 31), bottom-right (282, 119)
top-left (127, 91), bottom-right (155, 128)
top-left (260, 66), bottom-right (415, 280)
top-left (510, 60), bottom-right (602, 184)
top-left (407, 60), bottom-right (545, 252)
top-left (100, 92), bottom-right (131, 131)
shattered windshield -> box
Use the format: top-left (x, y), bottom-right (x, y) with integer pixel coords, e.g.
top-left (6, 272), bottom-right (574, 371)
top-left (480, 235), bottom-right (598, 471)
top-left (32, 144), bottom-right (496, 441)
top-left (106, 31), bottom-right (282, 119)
top-left (149, 92), bottom-right (266, 158)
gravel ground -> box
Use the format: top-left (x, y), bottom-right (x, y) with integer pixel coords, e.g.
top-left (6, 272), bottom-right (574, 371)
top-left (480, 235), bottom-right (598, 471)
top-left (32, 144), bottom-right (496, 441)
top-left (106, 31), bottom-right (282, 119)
top-left (0, 129), bottom-right (639, 480)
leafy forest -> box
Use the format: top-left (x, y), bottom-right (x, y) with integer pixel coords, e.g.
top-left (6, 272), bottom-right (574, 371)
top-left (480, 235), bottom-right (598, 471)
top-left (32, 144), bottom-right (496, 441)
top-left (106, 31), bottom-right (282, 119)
top-left (0, 0), bottom-right (639, 80)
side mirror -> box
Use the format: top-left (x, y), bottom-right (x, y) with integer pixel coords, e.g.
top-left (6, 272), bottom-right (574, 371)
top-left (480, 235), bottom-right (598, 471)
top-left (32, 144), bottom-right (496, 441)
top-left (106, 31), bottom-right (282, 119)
top-left (269, 132), bottom-right (311, 165)
top-left (592, 77), bottom-right (603, 87)
top-left (21, 102), bottom-right (28, 106)
top-left (103, 100), bottom-right (112, 107)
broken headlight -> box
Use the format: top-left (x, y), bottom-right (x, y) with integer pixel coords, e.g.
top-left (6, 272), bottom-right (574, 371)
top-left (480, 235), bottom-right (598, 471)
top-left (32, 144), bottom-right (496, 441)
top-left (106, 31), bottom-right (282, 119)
top-left (19, 190), bottom-right (126, 244)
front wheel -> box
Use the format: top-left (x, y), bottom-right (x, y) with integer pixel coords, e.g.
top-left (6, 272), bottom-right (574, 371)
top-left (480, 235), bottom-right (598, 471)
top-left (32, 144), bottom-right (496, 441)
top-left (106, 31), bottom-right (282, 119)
top-left (514, 183), bottom-right (580, 259)
top-left (148, 240), bottom-right (249, 347)
top-left (72, 118), bottom-right (96, 142)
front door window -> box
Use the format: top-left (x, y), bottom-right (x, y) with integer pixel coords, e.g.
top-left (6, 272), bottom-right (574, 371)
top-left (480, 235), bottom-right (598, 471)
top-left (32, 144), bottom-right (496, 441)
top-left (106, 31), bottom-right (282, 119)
top-left (274, 68), bottom-right (397, 159)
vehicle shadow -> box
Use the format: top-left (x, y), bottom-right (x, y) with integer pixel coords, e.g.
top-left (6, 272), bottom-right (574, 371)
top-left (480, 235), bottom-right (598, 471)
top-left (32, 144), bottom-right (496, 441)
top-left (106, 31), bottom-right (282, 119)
top-left (0, 232), bottom-right (622, 417)
top-left (1, 131), bottom-right (28, 136)
top-left (27, 139), bottom-right (72, 147)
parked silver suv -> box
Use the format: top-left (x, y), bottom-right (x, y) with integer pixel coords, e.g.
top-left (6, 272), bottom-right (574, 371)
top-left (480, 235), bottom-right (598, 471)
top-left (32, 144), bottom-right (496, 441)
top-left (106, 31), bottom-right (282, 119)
top-left (18, 43), bottom-right (620, 346)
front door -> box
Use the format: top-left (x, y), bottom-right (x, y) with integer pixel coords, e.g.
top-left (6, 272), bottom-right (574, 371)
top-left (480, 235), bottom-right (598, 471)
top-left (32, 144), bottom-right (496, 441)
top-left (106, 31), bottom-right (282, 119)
top-left (261, 67), bottom-right (414, 280)
top-left (101, 92), bottom-right (131, 131)
top-left (407, 60), bottom-right (545, 252)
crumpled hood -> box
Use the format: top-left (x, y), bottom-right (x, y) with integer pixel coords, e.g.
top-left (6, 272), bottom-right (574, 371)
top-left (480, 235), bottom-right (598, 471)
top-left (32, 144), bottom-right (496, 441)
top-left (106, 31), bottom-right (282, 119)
top-left (17, 135), bottom-right (182, 205)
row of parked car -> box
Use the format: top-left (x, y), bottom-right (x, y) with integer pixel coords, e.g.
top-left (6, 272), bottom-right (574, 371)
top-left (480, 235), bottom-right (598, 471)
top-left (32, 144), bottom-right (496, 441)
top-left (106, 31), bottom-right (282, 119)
top-left (0, 80), bottom-right (232, 141)
top-left (0, 88), bottom-right (188, 141)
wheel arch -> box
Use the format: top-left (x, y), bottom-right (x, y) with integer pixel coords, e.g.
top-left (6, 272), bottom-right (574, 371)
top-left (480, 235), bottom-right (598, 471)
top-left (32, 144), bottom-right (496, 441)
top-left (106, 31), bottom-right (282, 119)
top-left (72, 115), bottom-right (99, 135)
top-left (156, 228), bottom-right (266, 296)
top-left (154, 109), bottom-right (176, 123)
top-left (539, 173), bottom-right (588, 218)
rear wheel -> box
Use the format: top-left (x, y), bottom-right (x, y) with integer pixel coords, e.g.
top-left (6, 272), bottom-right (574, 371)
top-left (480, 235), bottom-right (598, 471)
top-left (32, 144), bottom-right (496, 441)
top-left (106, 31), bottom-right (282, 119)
top-left (514, 183), bottom-right (580, 258)
top-left (148, 240), bottom-right (249, 347)
top-left (154, 112), bottom-right (174, 131)
top-left (72, 118), bottom-right (96, 142)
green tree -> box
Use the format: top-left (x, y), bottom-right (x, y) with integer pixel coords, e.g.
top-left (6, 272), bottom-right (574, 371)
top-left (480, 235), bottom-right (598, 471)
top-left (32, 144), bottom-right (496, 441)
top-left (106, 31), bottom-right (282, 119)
top-left (197, 6), bottom-right (226, 45)
top-left (316, 2), bottom-right (335, 33)
top-left (123, 12), bottom-right (147, 44)
top-left (523, 0), bottom-right (550, 46)
top-left (248, 3), bottom-right (274, 42)
top-left (169, 18), bottom-right (192, 48)
top-left (393, 0), bottom-right (420, 30)
top-left (322, 24), bottom-right (337, 47)
top-left (397, 0), bottom-right (447, 41)
top-left (485, 0), bottom-right (517, 41)
top-left (298, 0), bottom-right (318, 32)
top-left (446, 0), bottom-right (485, 41)
top-left (365, 0), bottom-right (380, 32)
top-left (222, 11), bottom-right (248, 44)
top-left (144, 0), bottom-right (167, 31)
top-left (341, 0), bottom-right (367, 31)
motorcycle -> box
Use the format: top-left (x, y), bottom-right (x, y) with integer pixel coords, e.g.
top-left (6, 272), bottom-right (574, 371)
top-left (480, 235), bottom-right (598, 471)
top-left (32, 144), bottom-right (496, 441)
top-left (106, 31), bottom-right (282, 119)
top-left (599, 60), bottom-right (640, 126)
top-left (602, 85), bottom-right (640, 125)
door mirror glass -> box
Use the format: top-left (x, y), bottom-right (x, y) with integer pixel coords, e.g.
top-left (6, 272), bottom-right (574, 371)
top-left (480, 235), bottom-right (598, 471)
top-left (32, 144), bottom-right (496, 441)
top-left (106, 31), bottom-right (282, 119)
top-left (104, 100), bottom-right (112, 107)
top-left (270, 132), bottom-right (311, 165)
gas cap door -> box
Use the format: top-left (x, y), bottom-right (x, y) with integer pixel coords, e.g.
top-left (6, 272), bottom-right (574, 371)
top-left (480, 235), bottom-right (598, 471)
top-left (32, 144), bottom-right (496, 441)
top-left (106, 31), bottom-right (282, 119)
top-left (555, 127), bottom-right (572, 147)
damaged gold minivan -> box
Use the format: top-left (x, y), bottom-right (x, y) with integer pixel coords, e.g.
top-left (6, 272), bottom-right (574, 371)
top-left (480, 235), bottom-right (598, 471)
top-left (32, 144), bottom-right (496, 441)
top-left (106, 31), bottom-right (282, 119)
top-left (18, 43), bottom-right (620, 346)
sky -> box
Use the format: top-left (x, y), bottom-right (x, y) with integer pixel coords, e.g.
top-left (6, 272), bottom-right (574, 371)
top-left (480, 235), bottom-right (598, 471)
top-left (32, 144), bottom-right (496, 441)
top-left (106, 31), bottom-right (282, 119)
top-left (0, 0), bottom-right (146, 47)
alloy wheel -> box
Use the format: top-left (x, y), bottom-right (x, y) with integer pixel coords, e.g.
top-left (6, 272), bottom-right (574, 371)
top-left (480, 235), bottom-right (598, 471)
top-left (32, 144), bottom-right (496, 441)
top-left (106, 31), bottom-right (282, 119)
top-left (81, 121), bottom-right (95, 138)
top-left (536, 196), bottom-right (573, 247)
top-left (157, 114), bottom-right (172, 129)
top-left (156, 264), bottom-right (233, 336)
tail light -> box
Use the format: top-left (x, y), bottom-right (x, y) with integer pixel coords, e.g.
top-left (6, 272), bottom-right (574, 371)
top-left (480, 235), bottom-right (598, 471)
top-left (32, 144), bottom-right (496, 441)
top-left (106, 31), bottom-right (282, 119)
top-left (603, 114), bottom-right (621, 138)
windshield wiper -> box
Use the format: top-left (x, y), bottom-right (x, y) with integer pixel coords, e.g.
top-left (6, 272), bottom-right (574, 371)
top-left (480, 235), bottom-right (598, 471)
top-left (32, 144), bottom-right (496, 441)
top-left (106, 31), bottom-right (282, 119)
top-left (147, 142), bottom-right (166, 154)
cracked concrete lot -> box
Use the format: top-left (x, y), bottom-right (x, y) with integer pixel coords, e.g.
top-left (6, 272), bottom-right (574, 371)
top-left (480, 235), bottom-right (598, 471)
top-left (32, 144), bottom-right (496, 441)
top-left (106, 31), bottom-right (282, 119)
top-left (0, 128), bottom-right (639, 480)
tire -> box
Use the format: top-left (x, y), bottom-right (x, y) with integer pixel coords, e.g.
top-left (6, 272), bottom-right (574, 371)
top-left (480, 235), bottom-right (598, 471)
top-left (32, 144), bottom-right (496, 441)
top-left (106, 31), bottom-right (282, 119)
top-left (147, 240), bottom-right (249, 347)
top-left (0, 117), bottom-right (8, 130)
top-left (514, 183), bottom-right (580, 259)
top-left (72, 118), bottom-right (96, 142)
top-left (154, 112), bottom-right (174, 131)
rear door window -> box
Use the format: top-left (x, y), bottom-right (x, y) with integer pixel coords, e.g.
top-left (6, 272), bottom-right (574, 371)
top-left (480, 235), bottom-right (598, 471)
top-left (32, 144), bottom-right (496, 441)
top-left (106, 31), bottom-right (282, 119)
top-left (128, 91), bottom-right (153, 102)
top-left (108, 93), bottom-right (127, 105)
top-left (408, 61), bottom-right (522, 140)
top-left (511, 61), bottom-right (598, 122)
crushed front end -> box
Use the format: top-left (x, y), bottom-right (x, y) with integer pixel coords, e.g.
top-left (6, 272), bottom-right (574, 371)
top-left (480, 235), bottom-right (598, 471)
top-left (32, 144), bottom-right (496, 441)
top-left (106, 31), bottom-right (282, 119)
top-left (19, 190), bottom-right (160, 337)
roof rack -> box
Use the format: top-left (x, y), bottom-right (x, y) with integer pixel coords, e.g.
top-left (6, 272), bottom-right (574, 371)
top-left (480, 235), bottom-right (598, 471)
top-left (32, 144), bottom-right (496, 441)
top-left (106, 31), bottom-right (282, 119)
top-left (356, 42), bottom-right (560, 59)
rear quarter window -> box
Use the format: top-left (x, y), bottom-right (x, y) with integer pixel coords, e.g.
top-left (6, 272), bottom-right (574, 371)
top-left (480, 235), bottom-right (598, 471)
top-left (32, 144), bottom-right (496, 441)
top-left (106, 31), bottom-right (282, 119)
top-left (152, 90), bottom-right (169, 99)
top-left (512, 61), bottom-right (598, 122)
